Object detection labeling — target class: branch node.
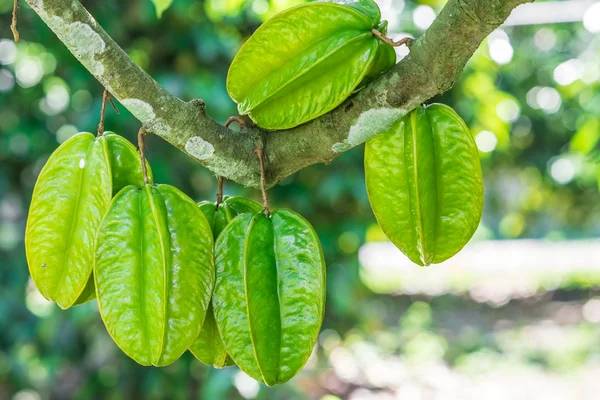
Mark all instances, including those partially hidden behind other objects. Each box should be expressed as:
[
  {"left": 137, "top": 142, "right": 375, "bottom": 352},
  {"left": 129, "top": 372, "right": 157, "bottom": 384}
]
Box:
[
  {"left": 190, "top": 98, "right": 206, "bottom": 113},
  {"left": 225, "top": 116, "right": 247, "bottom": 129}
]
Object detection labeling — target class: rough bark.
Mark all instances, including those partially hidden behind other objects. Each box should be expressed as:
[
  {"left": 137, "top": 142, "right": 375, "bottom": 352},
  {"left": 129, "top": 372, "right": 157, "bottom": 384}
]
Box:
[{"left": 24, "top": 0, "right": 533, "bottom": 188}]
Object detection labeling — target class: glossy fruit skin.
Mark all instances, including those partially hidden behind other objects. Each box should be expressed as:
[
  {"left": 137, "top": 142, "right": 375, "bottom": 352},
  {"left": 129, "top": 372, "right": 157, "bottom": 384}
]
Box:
[
  {"left": 226, "top": 0, "right": 395, "bottom": 130},
  {"left": 25, "top": 132, "right": 147, "bottom": 309},
  {"left": 94, "top": 184, "right": 214, "bottom": 366},
  {"left": 102, "top": 131, "right": 152, "bottom": 195},
  {"left": 190, "top": 196, "right": 261, "bottom": 368},
  {"left": 198, "top": 196, "right": 263, "bottom": 240},
  {"left": 78, "top": 132, "right": 153, "bottom": 304},
  {"left": 359, "top": 20, "right": 396, "bottom": 87},
  {"left": 189, "top": 306, "right": 232, "bottom": 369},
  {"left": 365, "top": 104, "right": 484, "bottom": 266},
  {"left": 213, "top": 210, "right": 326, "bottom": 385}
]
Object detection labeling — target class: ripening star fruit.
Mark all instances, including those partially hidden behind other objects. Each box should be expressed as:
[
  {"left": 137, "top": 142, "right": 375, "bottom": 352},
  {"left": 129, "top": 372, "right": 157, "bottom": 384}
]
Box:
[
  {"left": 94, "top": 183, "right": 214, "bottom": 366},
  {"left": 190, "top": 195, "right": 262, "bottom": 368},
  {"left": 213, "top": 210, "right": 326, "bottom": 385},
  {"left": 226, "top": 0, "right": 396, "bottom": 130},
  {"left": 198, "top": 196, "right": 263, "bottom": 240},
  {"left": 365, "top": 104, "right": 484, "bottom": 266},
  {"left": 25, "top": 132, "right": 150, "bottom": 309}
]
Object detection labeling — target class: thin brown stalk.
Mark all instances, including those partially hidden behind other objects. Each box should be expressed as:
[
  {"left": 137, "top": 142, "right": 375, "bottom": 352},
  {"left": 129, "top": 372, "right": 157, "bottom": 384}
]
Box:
[
  {"left": 97, "top": 89, "right": 119, "bottom": 136},
  {"left": 138, "top": 128, "right": 149, "bottom": 185},
  {"left": 255, "top": 146, "right": 270, "bottom": 217},
  {"left": 11, "top": 0, "right": 20, "bottom": 42},
  {"left": 371, "top": 29, "right": 411, "bottom": 47},
  {"left": 216, "top": 176, "right": 224, "bottom": 207}
]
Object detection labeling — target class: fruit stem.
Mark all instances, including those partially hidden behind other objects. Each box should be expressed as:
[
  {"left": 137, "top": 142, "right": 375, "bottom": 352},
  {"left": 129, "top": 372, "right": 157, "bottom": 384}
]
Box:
[
  {"left": 371, "top": 29, "right": 411, "bottom": 47},
  {"left": 97, "top": 89, "right": 119, "bottom": 136},
  {"left": 138, "top": 127, "right": 150, "bottom": 185},
  {"left": 11, "top": 0, "right": 19, "bottom": 42},
  {"left": 216, "top": 176, "right": 224, "bottom": 208},
  {"left": 255, "top": 145, "right": 270, "bottom": 217},
  {"left": 225, "top": 116, "right": 246, "bottom": 129}
]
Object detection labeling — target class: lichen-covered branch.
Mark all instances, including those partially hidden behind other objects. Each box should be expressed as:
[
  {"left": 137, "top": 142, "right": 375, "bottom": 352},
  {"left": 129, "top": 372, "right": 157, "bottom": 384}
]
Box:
[
  {"left": 24, "top": 0, "right": 532, "bottom": 188},
  {"left": 25, "top": 0, "right": 260, "bottom": 186}
]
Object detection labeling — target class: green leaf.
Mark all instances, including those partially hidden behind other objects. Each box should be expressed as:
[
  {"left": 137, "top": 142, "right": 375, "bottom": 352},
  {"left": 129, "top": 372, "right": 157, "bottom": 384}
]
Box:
[
  {"left": 570, "top": 119, "right": 600, "bottom": 155},
  {"left": 151, "top": 0, "right": 174, "bottom": 18},
  {"left": 205, "top": 0, "right": 246, "bottom": 20}
]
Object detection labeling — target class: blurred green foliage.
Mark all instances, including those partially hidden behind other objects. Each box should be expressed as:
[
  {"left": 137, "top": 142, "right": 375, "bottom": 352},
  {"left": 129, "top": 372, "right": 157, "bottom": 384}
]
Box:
[{"left": 0, "top": 0, "right": 599, "bottom": 399}]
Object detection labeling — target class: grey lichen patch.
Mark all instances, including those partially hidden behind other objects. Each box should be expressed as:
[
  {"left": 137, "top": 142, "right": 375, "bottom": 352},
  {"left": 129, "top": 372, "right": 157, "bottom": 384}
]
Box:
[
  {"left": 332, "top": 140, "right": 351, "bottom": 153},
  {"left": 121, "top": 99, "right": 155, "bottom": 122},
  {"left": 41, "top": 18, "right": 106, "bottom": 76},
  {"left": 348, "top": 108, "right": 406, "bottom": 145},
  {"left": 332, "top": 108, "right": 406, "bottom": 153},
  {"left": 386, "top": 71, "right": 401, "bottom": 87},
  {"left": 208, "top": 155, "right": 258, "bottom": 187},
  {"left": 185, "top": 136, "right": 215, "bottom": 161},
  {"left": 27, "top": 0, "right": 44, "bottom": 9},
  {"left": 29, "top": 2, "right": 105, "bottom": 75},
  {"left": 63, "top": 22, "right": 106, "bottom": 75},
  {"left": 120, "top": 100, "right": 173, "bottom": 139},
  {"left": 146, "top": 118, "right": 171, "bottom": 138}
]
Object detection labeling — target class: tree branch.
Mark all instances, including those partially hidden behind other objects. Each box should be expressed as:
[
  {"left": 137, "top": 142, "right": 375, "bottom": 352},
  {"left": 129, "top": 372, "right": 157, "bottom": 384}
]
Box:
[{"left": 24, "top": 0, "right": 532, "bottom": 188}]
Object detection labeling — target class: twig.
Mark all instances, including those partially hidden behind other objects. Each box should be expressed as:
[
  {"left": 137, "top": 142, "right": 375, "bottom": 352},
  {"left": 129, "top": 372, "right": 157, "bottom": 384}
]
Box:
[
  {"left": 255, "top": 145, "right": 269, "bottom": 217},
  {"left": 225, "top": 116, "right": 246, "bottom": 129},
  {"left": 138, "top": 127, "right": 149, "bottom": 185},
  {"left": 371, "top": 29, "right": 411, "bottom": 47},
  {"left": 216, "top": 176, "right": 224, "bottom": 207},
  {"left": 108, "top": 94, "right": 119, "bottom": 113},
  {"left": 11, "top": 0, "right": 20, "bottom": 42},
  {"left": 97, "top": 89, "right": 119, "bottom": 136}
]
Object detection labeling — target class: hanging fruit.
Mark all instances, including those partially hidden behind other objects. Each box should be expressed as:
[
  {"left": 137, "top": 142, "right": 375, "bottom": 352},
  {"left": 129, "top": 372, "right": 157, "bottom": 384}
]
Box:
[
  {"left": 198, "top": 195, "right": 263, "bottom": 239},
  {"left": 94, "top": 129, "right": 215, "bottom": 367},
  {"left": 212, "top": 210, "right": 326, "bottom": 385},
  {"left": 103, "top": 131, "right": 152, "bottom": 194},
  {"left": 364, "top": 104, "right": 484, "bottom": 266},
  {"left": 94, "top": 184, "right": 215, "bottom": 366},
  {"left": 25, "top": 131, "right": 148, "bottom": 309},
  {"left": 190, "top": 194, "right": 262, "bottom": 368},
  {"left": 226, "top": 0, "right": 397, "bottom": 130}
]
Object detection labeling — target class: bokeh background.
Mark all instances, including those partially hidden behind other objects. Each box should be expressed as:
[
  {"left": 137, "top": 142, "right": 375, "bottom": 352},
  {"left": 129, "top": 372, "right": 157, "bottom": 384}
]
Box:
[{"left": 1, "top": 0, "right": 600, "bottom": 399}]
